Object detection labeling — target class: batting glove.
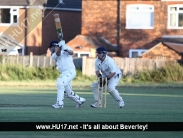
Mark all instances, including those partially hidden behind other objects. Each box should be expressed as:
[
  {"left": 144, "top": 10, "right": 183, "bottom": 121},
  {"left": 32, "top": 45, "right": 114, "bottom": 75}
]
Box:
[
  {"left": 99, "top": 77, "right": 109, "bottom": 87},
  {"left": 58, "top": 40, "right": 65, "bottom": 48}
]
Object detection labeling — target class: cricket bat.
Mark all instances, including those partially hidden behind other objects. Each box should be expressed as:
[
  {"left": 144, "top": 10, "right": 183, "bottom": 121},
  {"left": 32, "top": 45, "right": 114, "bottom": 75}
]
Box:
[{"left": 53, "top": 13, "right": 63, "bottom": 41}]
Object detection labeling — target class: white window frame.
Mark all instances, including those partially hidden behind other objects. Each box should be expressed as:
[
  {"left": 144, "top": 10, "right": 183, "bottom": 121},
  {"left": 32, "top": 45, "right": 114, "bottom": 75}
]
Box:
[
  {"left": 126, "top": 4, "right": 154, "bottom": 29},
  {"left": 129, "top": 49, "right": 147, "bottom": 58},
  {"left": 162, "top": 0, "right": 183, "bottom": 1},
  {"left": 162, "top": 35, "right": 183, "bottom": 38},
  {"left": 0, "top": 6, "right": 19, "bottom": 26},
  {"left": 74, "top": 52, "right": 90, "bottom": 58},
  {"left": 168, "top": 5, "right": 183, "bottom": 29}
]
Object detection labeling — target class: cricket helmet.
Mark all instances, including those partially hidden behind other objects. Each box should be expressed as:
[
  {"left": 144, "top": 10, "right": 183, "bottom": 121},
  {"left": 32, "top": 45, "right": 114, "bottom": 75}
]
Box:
[
  {"left": 96, "top": 47, "right": 107, "bottom": 54},
  {"left": 49, "top": 41, "right": 59, "bottom": 47}
]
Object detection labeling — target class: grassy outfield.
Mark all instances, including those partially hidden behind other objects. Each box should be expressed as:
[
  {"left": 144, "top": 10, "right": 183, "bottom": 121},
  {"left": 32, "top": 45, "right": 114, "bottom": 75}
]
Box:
[{"left": 0, "top": 86, "right": 183, "bottom": 138}]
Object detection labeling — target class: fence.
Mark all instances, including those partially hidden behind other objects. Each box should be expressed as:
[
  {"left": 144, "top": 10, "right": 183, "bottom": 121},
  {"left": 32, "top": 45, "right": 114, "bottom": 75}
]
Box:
[
  {"left": 1, "top": 53, "right": 82, "bottom": 68},
  {"left": 1, "top": 54, "right": 56, "bottom": 67},
  {"left": 82, "top": 57, "right": 173, "bottom": 76},
  {"left": 1, "top": 53, "right": 174, "bottom": 76}
]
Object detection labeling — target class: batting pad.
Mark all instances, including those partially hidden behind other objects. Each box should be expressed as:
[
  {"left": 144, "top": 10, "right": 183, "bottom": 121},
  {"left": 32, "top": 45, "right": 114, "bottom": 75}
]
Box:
[
  {"left": 65, "top": 83, "right": 82, "bottom": 104},
  {"left": 56, "top": 78, "right": 65, "bottom": 105}
]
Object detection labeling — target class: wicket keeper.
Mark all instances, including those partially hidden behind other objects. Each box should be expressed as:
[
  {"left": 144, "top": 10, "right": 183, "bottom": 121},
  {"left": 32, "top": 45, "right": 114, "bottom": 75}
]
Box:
[{"left": 91, "top": 47, "right": 125, "bottom": 108}]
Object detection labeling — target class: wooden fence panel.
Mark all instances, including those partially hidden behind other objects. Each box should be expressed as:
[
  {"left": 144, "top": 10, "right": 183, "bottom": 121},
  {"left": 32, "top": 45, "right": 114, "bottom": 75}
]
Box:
[
  {"left": 124, "top": 58, "right": 129, "bottom": 75},
  {"left": 134, "top": 58, "right": 142, "bottom": 74},
  {"left": 1, "top": 55, "right": 176, "bottom": 76},
  {"left": 82, "top": 57, "right": 95, "bottom": 76}
]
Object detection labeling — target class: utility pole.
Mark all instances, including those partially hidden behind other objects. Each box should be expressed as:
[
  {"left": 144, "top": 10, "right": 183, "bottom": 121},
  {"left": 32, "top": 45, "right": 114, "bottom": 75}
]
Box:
[{"left": 117, "top": 0, "right": 121, "bottom": 57}]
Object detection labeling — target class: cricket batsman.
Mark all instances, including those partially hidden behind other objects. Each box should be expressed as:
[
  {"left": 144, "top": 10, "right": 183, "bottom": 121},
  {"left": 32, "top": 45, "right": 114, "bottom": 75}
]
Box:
[
  {"left": 91, "top": 47, "right": 125, "bottom": 108},
  {"left": 49, "top": 40, "right": 86, "bottom": 108}
]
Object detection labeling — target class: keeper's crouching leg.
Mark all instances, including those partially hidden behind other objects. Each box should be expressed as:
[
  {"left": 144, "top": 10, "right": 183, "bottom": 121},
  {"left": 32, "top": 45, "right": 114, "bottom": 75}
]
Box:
[{"left": 107, "top": 85, "right": 125, "bottom": 107}]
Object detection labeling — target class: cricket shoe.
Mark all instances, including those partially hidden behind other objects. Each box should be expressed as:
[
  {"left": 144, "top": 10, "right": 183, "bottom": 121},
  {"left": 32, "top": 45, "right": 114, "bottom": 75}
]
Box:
[
  {"left": 90, "top": 102, "right": 98, "bottom": 108},
  {"left": 119, "top": 101, "right": 125, "bottom": 108},
  {"left": 52, "top": 102, "right": 64, "bottom": 109},
  {"left": 76, "top": 98, "right": 86, "bottom": 108}
]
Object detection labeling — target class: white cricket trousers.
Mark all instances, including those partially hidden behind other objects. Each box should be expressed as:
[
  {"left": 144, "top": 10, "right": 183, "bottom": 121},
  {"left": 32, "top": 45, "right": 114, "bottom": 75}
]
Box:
[
  {"left": 91, "top": 73, "right": 124, "bottom": 104},
  {"left": 56, "top": 69, "right": 76, "bottom": 105}
]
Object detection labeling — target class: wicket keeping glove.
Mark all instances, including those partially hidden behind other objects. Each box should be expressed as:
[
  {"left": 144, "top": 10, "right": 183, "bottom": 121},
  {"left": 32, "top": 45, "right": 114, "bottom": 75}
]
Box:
[
  {"left": 99, "top": 77, "right": 103, "bottom": 87},
  {"left": 97, "top": 73, "right": 102, "bottom": 78},
  {"left": 102, "top": 77, "right": 110, "bottom": 86},
  {"left": 97, "top": 73, "right": 103, "bottom": 87}
]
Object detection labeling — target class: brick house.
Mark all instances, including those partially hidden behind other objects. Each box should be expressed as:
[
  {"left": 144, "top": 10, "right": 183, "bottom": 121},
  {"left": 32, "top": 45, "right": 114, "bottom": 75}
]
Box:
[
  {"left": 0, "top": 0, "right": 81, "bottom": 55},
  {"left": 81, "top": 0, "right": 183, "bottom": 57},
  {"left": 141, "top": 42, "right": 183, "bottom": 60},
  {"left": 66, "top": 34, "right": 119, "bottom": 58}
]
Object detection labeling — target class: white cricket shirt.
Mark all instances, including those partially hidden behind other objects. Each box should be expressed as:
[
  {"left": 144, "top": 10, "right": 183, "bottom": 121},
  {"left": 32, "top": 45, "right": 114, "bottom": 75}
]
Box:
[
  {"left": 95, "top": 55, "right": 121, "bottom": 77},
  {"left": 52, "top": 46, "right": 75, "bottom": 73}
]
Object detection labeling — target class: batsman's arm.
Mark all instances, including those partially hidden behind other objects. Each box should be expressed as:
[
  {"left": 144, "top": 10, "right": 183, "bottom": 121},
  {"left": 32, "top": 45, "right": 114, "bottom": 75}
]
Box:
[
  {"left": 58, "top": 40, "right": 73, "bottom": 55},
  {"left": 55, "top": 46, "right": 61, "bottom": 56},
  {"left": 54, "top": 45, "right": 74, "bottom": 56},
  {"left": 65, "top": 49, "right": 73, "bottom": 55}
]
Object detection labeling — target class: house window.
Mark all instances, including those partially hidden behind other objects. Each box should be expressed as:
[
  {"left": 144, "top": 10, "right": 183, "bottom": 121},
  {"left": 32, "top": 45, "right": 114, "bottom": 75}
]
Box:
[
  {"left": 168, "top": 5, "right": 183, "bottom": 29},
  {"left": 126, "top": 4, "right": 154, "bottom": 29},
  {"left": 129, "top": 49, "right": 147, "bottom": 58},
  {"left": 80, "top": 54, "right": 89, "bottom": 57},
  {"left": 0, "top": 8, "right": 19, "bottom": 25},
  {"left": 73, "top": 52, "right": 90, "bottom": 58},
  {"left": 162, "top": 0, "right": 183, "bottom": 1}
]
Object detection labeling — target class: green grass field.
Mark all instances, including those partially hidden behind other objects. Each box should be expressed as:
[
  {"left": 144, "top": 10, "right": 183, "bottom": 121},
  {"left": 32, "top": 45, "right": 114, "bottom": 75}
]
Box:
[{"left": 0, "top": 86, "right": 183, "bottom": 138}]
